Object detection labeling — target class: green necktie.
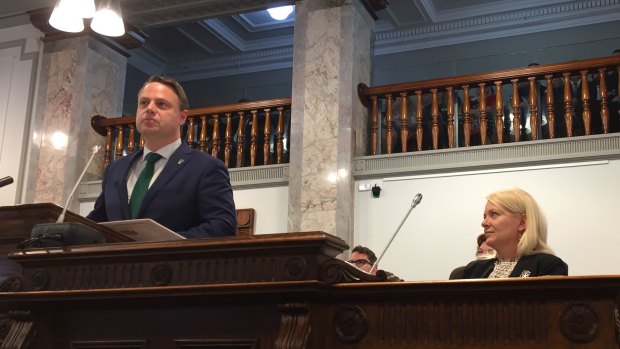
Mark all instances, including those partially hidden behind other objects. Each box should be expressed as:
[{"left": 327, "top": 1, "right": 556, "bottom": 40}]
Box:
[{"left": 129, "top": 152, "right": 163, "bottom": 218}]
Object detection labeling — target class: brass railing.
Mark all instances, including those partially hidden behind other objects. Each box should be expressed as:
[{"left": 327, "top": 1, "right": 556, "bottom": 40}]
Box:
[
  {"left": 358, "top": 55, "right": 620, "bottom": 155},
  {"left": 91, "top": 98, "right": 291, "bottom": 170}
]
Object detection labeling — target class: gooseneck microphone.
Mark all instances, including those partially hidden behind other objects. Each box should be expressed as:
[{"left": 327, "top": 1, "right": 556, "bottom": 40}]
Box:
[
  {"left": 20, "top": 145, "right": 106, "bottom": 249},
  {"left": 0, "top": 176, "right": 13, "bottom": 188},
  {"left": 57, "top": 145, "right": 102, "bottom": 223},
  {"left": 370, "top": 193, "right": 423, "bottom": 274}
]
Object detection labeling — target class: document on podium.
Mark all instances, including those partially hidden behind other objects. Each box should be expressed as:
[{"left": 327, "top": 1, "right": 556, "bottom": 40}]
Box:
[{"left": 100, "top": 219, "right": 186, "bottom": 242}]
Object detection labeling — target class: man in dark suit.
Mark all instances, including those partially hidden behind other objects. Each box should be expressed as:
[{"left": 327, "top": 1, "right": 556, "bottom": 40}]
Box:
[{"left": 87, "top": 76, "right": 237, "bottom": 238}]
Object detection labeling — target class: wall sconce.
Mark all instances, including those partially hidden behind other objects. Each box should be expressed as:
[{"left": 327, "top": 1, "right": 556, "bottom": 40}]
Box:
[{"left": 371, "top": 184, "right": 382, "bottom": 198}]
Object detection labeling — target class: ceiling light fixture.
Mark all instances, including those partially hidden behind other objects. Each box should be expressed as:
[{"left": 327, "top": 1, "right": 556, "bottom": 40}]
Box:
[
  {"left": 49, "top": 0, "right": 96, "bottom": 33},
  {"left": 267, "top": 5, "right": 294, "bottom": 21},
  {"left": 90, "top": 0, "right": 126, "bottom": 37}
]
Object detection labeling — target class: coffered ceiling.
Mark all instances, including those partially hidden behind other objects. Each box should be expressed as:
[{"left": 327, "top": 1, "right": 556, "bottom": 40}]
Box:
[{"left": 2, "top": 0, "right": 619, "bottom": 80}]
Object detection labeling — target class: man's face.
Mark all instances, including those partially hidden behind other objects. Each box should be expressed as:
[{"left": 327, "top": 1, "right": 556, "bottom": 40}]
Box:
[
  {"left": 136, "top": 82, "right": 187, "bottom": 146},
  {"left": 476, "top": 240, "right": 496, "bottom": 260},
  {"left": 349, "top": 251, "right": 374, "bottom": 274}
]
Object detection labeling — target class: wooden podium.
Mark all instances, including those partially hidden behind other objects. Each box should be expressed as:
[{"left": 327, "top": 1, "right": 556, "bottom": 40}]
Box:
[{"left": 0, "top": 216, "right": 618, "bottom": 348}]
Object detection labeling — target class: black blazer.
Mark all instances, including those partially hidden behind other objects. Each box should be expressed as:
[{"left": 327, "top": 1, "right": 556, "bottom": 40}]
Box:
[{"left": 461, "top": 253, "right": 568, "bottom": 279}]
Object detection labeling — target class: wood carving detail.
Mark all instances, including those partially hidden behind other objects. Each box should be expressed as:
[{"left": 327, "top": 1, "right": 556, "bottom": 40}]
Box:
[
  {"left": 150, "top": 264, "right": 173, "bottom": 286},
  {"left": 0, "top": 311, "right": 34, "bottom": 349},
  {"left": 559, "top": 303, "right": 600, "bottom": 344},
  {"left": 284, "top": 256, "right": 307, "bottom": 280},
  {"left": 31, "top": 269, "right": 50, "bottom": 291},
  {"left": 333, "top": 305, "right": 368, "bottom": 344},
  {"left": 0, "top": 277, "right": 23, "bottom": 292},
  {"left": 319, "top": 259, "right": 387, "bottom": 285},
  {"left": 275, "top": 303, "right": 310, "bottom": 349}
]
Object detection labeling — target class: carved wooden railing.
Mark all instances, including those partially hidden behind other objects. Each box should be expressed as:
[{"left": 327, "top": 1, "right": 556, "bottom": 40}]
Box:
[
  {"left": 91, "top": 98, "right": 291, "bottom": 170},
  {"left": 358, "top": 55, "right": 620, "bottom": 155}
]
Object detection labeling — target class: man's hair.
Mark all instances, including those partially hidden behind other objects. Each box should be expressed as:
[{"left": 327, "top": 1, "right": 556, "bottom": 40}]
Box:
[
  {"left": 139, "top": 76, "right": 189, "bottom": 110},
  {"left": 476, "top": 233, "right": 486, "bottom": 247},
  {"left": 351, "top": 245, "right": 377, "bottom": 265}
]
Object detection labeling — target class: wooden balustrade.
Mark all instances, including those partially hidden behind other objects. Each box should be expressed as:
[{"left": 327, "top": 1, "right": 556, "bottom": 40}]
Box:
[
  {"left": 358, "top": 55, "right": 620, "bottom": 155},
  {"left": 91, "top": 98, "right": 291, "bottom": 170}
]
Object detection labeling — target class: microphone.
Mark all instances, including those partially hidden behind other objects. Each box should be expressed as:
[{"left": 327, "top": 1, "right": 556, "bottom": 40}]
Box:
[
  {"left": 23, "top": 145, "right": 106, "bottom": 249},
  {"left": 369, "top": 193, "right": 423, "bottom": 274},
  {"left": 0, "top": 176, "right": 13, "bottom": 188}
]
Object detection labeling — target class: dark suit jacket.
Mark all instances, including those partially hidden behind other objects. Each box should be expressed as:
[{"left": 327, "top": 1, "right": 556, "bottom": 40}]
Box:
[
  {"left": 461, "top": 253, "right": 568, "bottom": 279},
  {"left": 87, "top": 143, "right": 237, "bottom": 238}
]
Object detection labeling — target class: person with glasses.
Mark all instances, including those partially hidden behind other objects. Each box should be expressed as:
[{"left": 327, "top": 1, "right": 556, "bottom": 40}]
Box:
[{"left": 348, "top": 245, "right": 402, "bottom": 281}]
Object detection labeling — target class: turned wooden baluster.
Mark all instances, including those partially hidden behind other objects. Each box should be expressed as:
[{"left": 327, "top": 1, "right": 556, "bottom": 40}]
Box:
[
  {"left": 528, "top": 77, "right": 539, "bottom": 140},
  {"left": 511, "top": 79, "right": 521, "bottom": 142},
  {"left": 276, "top": 107, "right": 284, "bottom": 164},
  {"left": 250, "top": 110, "right": 258, "bottom": 166},
  {"left": 399, "top": 91, "right": 408, "bottom": 152},
  {"left": 598, "top": 68, "right": 610, "bottom": 134},
  {"left": 446, "top": 87, "right": 455, "bottom": 148},
  {"left": 139, "top": 135, "right": 145, "bottom": 151},
  {"left": 462, "top": 85, "right": 471, "bottom": 146},
  {"left": 494, "top": 81, "right": 504, "bottom": 144},
  {"left": 104, "top": 127, "right": 112, "bottom": 168},
  {"left": 545, "top": 75, "right": 556, "bottom": 139},
  {"left": 210, "top": 115, "right": 219, "bottom": 157},
  {"left": 385, "top": 94, "right": 394, "bottom": 154},
  {"left": 431, "top": 89, "right": 439, "bottom": 150},
  {"left": 186, "top": 117, "right": 195, "bottom": 147},
  {"left": 115, "top": 126, "right": 124, "bottom": 159},
  {"left": 562, "top": 72, "right": 573, "bottom": 137},
  {"left": 127, "top": 125, "right": 135, "bottom": 154},
  {"left": 415, "top": 90, "right": 423, "bottom": 151},
  {"left": 478, "top": 83, "right": 488, "bottom": 145},
  {"left": 224, "top": 113, "right": 232, "bottom": 167},
  {"left": 580, "top": 71, "right": 591, "bottom": 135},
  {"left": 263, "top": 108, "right": 271, "bottom": 165},
  {"left": 199, "top": 114, "right": 208, "bottom": 152},
  {"left": 237, "top": 111, "right": 246, "bottom": 168},
  {"left": 370, "top": 96, "right": 378, "bottom": 155}
]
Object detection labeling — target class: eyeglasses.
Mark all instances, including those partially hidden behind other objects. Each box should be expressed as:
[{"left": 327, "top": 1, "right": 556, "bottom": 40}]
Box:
[{"left": 348, "top": 259, "right": 371, "bottom": 268}]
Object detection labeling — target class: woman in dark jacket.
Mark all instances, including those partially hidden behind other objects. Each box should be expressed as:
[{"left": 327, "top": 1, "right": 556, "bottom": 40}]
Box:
[{"left": 462, "top": 188, "right": 568, "bottom": 279}]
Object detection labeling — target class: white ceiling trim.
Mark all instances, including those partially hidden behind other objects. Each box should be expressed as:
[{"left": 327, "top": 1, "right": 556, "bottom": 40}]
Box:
[
  {"left": 375, "top": 12, "right": 620, "bottom": 55},
  {"left": 376, "top": 0, "right": 619, "bottom": 44},
  {"left": 202, "top": 18, "right": 294, "bottom": 52},
  {"left": 235, "top": 13, "right": 295, "bottom": 32}
]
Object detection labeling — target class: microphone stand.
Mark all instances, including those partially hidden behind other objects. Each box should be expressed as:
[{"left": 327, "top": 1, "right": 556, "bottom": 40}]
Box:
[
  {"left": 57, "top": 145, "right": 101, "bottom": 223},
  {"left": 370, "top": 193, "right": 423, "bottom": 274}
]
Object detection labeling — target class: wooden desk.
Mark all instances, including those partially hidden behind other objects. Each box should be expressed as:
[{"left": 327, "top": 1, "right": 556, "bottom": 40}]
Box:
[{"left": 0, "top": 232, "right": 618, "bottom": 349}]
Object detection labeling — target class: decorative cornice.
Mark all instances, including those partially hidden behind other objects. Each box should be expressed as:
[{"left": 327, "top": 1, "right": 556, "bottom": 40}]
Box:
[{"left": 374, "top": 0, "right": 620, "bottom": 54}]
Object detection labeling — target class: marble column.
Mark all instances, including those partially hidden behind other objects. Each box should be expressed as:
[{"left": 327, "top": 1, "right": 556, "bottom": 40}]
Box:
[
  {"left": 288, "top": 0, "right": 373, "bottom": 245},
  {"left": 24, "top": 35, "right": 126, "bottom": 213}
]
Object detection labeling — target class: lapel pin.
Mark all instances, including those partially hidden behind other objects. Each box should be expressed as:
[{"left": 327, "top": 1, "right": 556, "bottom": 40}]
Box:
[{"left": 178, "top": 159, "right": 185, "bottom": 165}]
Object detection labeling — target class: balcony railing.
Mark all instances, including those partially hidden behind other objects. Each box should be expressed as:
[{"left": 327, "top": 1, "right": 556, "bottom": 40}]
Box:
[
  {"left": 92, "top": 56, "right": 620, "bottom": 179},
  {"left": 91, "top": 98, "right": 291, "bottom": 171},
  {"left": 357, "top": 55, "right": 620, "bottom": 156}
]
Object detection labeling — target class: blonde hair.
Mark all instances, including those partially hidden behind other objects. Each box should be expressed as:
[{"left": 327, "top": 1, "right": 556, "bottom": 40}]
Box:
[{"left": 486, "top": 188, "right": 554, "bottom": 257}]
